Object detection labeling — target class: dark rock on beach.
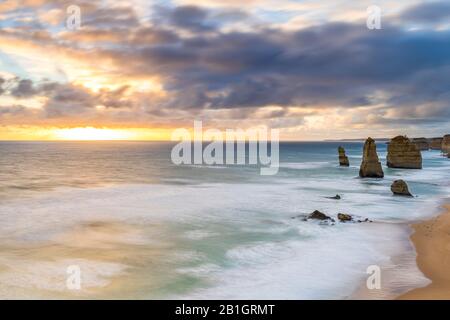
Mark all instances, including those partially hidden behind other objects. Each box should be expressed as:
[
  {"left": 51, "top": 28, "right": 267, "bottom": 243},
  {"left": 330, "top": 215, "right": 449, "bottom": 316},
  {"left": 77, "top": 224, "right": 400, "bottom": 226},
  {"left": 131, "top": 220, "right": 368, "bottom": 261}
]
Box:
[{"left": 326, "top": 194, "right": 341, "bottom": 200}]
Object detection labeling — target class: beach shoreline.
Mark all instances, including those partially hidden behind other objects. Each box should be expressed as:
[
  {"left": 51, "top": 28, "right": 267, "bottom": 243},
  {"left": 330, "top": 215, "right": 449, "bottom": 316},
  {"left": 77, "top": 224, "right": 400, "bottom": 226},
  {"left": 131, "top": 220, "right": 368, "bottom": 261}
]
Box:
[{"left": 398, "top": 204, "right": 450, "bottom": 299}]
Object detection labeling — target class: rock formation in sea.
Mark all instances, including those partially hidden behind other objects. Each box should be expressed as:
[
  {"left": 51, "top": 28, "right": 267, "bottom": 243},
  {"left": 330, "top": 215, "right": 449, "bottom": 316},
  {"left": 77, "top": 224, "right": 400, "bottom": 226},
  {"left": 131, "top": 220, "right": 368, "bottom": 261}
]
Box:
[
  {"left": 442, "top": 135, "right": 450, "bottom": 154},
  {"left": 387, "top": 136, "right": 422, "bottom": 169},
  {"left": 412, "top": 137, "right": 429, "bottom": 151},
  {"left": 391, "top": 180, "right": 413, "bottom": 197},
  {"left": 307, "top": 210, "right": 333, "bottom": 221},
  {"left": 338, "top": 146, "right": 349, "bottom": 166},
  {"left": 359, "top": 138, "right": 384, "bottom": 178},
  {"left": 429, "top": 137, "right": 443, "bottom": 150}
]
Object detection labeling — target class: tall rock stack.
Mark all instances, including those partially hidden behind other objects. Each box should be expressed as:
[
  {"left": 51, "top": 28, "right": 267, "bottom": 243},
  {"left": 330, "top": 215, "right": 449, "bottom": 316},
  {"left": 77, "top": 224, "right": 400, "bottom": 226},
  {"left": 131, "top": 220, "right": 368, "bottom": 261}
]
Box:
[
  {"left": 359, "top": 138, "right": 384, "bottom": 178},
  {"left": 387, "top": 136, "right": 422, "bottom": 169},
  {"left": 442, "top": 135, "right": 450, "bottom": 155},
  {"left": 338, "top": 146, "right": 349, "bottom": 166},
  {"left": 430, "top": 137, "right": 443, "bottom": 150},
  {"left": 412, "top": 137, "right": 429, "bottom": 151}
]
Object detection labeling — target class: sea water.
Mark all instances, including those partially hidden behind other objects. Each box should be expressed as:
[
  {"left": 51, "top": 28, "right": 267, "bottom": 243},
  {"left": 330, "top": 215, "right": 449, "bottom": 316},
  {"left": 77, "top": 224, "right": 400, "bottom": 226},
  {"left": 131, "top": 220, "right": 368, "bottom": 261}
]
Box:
[{"left": 0, "top": 141, "right": 449, "bottom": 299}]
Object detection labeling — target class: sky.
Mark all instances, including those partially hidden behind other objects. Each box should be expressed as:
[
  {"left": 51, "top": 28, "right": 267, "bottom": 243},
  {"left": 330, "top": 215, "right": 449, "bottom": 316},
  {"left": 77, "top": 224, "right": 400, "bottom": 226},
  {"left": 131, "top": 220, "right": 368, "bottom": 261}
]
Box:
[{"left": 0, "top": 0, "right": 449, "bottom": 140}]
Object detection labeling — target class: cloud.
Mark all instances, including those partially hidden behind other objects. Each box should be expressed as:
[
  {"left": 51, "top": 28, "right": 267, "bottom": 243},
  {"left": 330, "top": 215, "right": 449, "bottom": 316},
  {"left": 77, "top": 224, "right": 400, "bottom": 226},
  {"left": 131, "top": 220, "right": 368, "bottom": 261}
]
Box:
[
  {"left": 0, "top": 77, "right": 5, "bottom": 94},
  {"left": 399, "top": 1, "right": 450, "bottom": 24},
  {"left": 11, "top": 79, "right": 37, "bottom": 97},
  {"left": 1, "top": 1, "right": 450, "bottom": 136}
]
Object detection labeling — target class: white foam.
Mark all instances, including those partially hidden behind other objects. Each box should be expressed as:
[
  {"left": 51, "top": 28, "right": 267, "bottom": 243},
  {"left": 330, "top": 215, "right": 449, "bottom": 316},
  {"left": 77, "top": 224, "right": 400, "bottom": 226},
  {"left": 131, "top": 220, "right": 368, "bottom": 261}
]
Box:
[
  {"left": 176, "top": 223, "right": 427, "bottom": 299},
  {"left": 280, "top": 162, "right": 331, "bottom": 170},
  {"left": 0, "top": 257, "right": 127, "bottom": 298},
  {"left": 0, "top": 153, "right": 449, "bottom": 299}
]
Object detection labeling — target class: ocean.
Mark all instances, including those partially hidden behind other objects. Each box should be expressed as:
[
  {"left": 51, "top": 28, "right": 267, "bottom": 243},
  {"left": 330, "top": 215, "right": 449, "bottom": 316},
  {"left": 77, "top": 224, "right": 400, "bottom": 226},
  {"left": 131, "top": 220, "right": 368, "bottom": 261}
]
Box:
[{"left": 0, "top": 141, "right": 449, "bottom": 299}]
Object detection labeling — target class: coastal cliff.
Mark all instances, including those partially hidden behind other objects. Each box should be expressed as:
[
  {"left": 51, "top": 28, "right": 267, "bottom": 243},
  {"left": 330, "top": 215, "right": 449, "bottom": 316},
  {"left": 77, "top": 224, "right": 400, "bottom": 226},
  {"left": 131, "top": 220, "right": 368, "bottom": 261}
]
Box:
[
  {"left": 430, "top": 137, "right": 443, "bottom": 150},
  {"left": 412, "top": 138, "right": 429, "bottom": 151},
  {"left": 387, "top": 136, "right": 422, "bottom": 169},
  {"left": 442, "top": 135, "right": 450, "bottom": 154}
]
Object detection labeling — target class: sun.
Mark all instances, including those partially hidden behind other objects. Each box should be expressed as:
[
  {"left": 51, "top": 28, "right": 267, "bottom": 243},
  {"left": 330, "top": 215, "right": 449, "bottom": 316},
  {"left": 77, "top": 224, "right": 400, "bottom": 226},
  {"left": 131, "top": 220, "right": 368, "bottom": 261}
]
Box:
[{"left": 52, "top": 127, "right": 135, "bottom": 141}]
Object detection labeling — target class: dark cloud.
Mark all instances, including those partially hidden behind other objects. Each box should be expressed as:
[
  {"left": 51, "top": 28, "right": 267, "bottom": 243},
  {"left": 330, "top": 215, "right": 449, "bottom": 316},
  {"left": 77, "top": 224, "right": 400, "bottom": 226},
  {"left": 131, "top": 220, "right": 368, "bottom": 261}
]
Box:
[
  {"left": 153, "top": 5, "right": 248, "bottom": 33},
  {"left": 117, "top": 21, "right": 450, "bottom": 122},
  {"left": 2, "top": 2, "right": 450, "bottom": 130},
  {"left": 0, "top": 77, "right": 4, "bottom": 95},
  {"left": 399, "top": 1, "right": 450, "bottom": 24},
  {"left": 11, "top": 79, "right": 36, "bottom": 97},
  {"left": 82, "top": 6, "right": 140, "bottom": 29},
  {"left": 169, "top": 5, "right": 214, "bottom": 32}
]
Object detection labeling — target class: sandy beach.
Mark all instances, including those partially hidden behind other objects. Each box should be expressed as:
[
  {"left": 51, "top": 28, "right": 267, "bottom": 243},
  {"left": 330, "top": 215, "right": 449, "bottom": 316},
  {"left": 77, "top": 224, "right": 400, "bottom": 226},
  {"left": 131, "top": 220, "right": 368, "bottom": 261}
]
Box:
[{"left": 399, "top": 204, "right": 450, "bottom": 299}]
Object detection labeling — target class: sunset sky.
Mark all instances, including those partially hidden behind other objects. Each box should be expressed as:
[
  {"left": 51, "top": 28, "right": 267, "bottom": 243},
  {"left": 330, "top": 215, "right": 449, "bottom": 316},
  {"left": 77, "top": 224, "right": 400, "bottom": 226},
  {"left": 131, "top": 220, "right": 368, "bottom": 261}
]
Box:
[{"left": 0, "top": 0, "right": 449, "bottom": 140}]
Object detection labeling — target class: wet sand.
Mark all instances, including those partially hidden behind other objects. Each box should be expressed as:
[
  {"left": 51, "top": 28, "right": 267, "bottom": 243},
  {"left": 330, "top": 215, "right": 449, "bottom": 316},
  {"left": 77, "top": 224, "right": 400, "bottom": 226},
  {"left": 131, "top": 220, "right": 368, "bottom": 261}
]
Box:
[{"left": 398, "top": 204, "right": 450, "bottom": 299}]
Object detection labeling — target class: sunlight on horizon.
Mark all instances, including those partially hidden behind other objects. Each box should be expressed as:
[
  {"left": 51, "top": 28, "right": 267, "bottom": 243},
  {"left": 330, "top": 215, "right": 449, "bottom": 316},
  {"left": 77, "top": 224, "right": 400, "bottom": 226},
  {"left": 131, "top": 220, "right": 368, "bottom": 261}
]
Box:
[
  {"left": 0, "top": 126, "right": 174, "bottom": 141},
  {"left": 53, "top": 127, "right": 137, "bottom": 141}
]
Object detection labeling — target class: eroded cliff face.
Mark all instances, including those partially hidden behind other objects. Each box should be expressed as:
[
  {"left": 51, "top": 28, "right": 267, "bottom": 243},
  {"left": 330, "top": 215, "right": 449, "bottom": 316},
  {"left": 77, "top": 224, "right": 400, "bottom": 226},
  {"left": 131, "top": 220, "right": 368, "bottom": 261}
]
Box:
[
  {"left": 442, "top": 135, "right": 450, "bottom": 154},
  {"left": 430, "top": 137, "right": 443, "bottom": 150},
  {"left": 359, "top": 138, "right": 384, "bottom": 178},
  {"left": 412, "top": 137, "right": 429, "bottom": 151},
  {"left": 387, "top": 136, "right": 422, "bottom": 169},
  {"left": 338, "top": 146, "right": 349, "bottom": 166}
]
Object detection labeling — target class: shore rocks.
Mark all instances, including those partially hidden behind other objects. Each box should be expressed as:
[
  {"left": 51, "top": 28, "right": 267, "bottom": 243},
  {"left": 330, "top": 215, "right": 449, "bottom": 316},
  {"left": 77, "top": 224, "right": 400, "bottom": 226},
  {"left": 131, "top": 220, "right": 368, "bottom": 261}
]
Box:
[
  {"left": 337, "top": 213, "right": 352, "bottom": 222},
  {"left": 430, "top": 137, "right": 443, "bottom": 150},
  {"left": 359, "top": 138, "right": 384, "bottom": 178},
  {"left": 307, "top": 210, "right": 333, "bottom": 221},
  {"left": 338, "top": 146, "right": 349, "bottom": 166},
  {"left": 387, "top": 136, "right": 422, "bottom": 169},
  {"left": 412, "top": 137, "right": 429, "bottom": 151},
  {"left": 442, "top": 135, "right": 450, "bottom": 154},
  {"left": 391, "top": 179, "right": 413, "bottom": 197}
]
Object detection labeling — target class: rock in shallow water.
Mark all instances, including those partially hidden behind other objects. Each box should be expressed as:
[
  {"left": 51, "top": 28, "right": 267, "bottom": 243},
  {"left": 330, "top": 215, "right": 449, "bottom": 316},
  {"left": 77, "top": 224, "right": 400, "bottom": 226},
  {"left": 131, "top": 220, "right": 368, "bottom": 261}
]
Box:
[
  {"left": 359, "top": 137, "right": 384, "bottom": 178},
  {"left": 387, "top": 135, "right": 422, "bottom": 169},
  {"left": 337, "top": 213, "right": 352, "bottom": 222},
  {"left": 338, "top": 146, "right": 349, "bottom": 167},
  {"left": 391, "top": 179, "right": 413, "bottom": 197},
  {"left": 307, "top": 210, "right": 333, "bottom": 221}
]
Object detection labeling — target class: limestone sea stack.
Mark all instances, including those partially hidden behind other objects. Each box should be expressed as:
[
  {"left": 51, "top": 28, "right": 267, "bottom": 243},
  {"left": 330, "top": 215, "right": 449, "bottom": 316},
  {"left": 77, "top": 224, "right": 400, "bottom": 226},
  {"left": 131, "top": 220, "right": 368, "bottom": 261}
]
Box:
[
  {"left": 359, "top": 138, "right": 384, "bottom": 178},
  {"left": 430, "top": 137, "right": 443, "bottom": 150},
  {"left": 391, "top": 180, "right": 413, "bottom": 197},
  {"left": 338, "top": 146, "right": 349, "bottom": 166},
  {"left": 412, "top": 137, "right": 429, "bottom": 151},
  {"left": 387, "top": 136, "right": 422, "bottom": 169},
  {"left": 442, "top": 135, "right": 450, "bottom": 154}
]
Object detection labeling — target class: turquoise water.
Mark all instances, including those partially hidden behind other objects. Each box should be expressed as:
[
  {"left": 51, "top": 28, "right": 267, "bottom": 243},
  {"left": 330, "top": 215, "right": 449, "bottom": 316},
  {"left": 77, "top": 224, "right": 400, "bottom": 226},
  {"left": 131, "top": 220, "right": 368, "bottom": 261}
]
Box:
[{"left": 0, "top": 141, "right": 449, "bottom": 299}]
